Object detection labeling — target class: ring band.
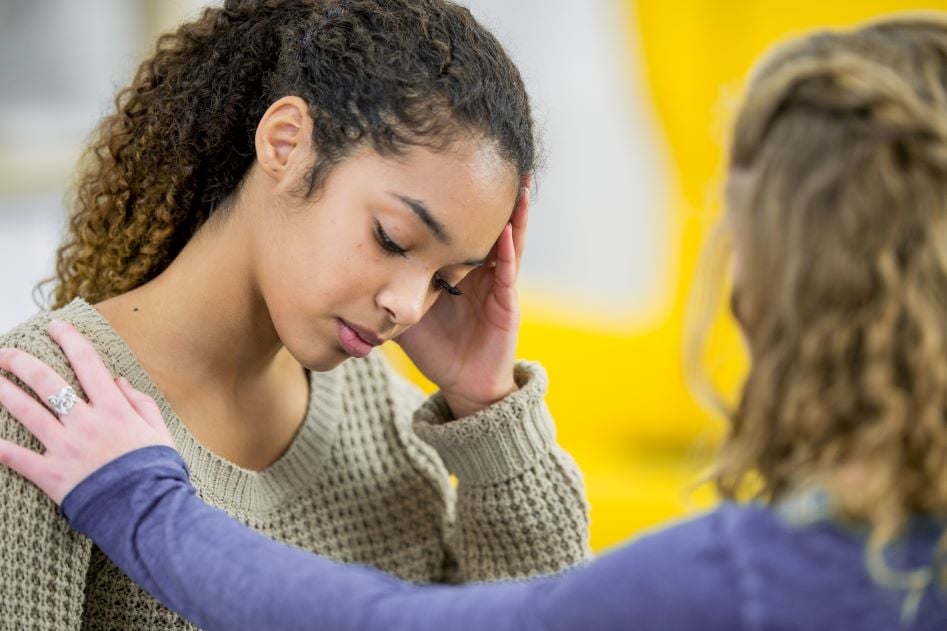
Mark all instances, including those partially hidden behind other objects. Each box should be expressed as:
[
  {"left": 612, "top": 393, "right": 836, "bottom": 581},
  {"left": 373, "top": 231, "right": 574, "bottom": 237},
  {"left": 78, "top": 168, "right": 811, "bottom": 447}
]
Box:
[{"left": 47, "top": 385, "right": 78, "bottom": 418}]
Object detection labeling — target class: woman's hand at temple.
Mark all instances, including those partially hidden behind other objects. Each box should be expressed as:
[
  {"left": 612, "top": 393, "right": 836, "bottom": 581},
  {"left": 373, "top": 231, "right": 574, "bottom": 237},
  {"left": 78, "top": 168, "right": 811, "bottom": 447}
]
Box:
[
  {"left": 396, "top": 180, "right": 530, "bottom": 419},
  {"left": 0, "top": 319, "right": 174, "bottom": 504}
]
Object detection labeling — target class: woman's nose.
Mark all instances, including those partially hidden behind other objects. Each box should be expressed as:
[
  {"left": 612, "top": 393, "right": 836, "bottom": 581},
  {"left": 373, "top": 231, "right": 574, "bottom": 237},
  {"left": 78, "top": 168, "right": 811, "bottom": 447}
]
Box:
[{"left": 376, "top": 273, "right": 432, "bottom": 327}]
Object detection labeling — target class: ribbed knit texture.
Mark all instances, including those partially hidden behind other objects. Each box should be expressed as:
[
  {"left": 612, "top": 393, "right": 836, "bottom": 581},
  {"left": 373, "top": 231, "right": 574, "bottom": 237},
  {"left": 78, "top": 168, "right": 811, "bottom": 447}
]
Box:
[{"left": 0, "top": 299, "right": 590, "bottom": 630}]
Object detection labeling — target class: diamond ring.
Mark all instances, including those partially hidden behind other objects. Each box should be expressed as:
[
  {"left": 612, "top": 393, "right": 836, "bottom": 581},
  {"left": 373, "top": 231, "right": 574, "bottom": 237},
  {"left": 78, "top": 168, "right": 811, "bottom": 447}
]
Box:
[{"left": 47, "top": 385, "right": 78, "bottom": 419}]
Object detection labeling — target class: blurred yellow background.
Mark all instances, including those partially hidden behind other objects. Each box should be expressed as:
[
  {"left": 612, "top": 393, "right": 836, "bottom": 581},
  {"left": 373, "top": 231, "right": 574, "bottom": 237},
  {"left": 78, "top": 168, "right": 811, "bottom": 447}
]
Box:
[{"left": 2, "top": 0, "right": 946, "bottom": 553}]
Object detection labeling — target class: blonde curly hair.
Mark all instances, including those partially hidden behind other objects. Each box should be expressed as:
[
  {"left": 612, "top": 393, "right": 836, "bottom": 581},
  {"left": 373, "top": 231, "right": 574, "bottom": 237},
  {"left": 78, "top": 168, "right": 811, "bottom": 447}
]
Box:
[{"left": 701, "top": 15, "right": 947, "bottom": 588}]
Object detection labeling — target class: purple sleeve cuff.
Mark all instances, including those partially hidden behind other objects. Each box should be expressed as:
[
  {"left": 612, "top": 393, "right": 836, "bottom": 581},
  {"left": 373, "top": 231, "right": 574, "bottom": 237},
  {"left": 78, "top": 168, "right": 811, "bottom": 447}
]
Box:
[{"left": 60, "top": 445, "right": 188, "bottom": 529}]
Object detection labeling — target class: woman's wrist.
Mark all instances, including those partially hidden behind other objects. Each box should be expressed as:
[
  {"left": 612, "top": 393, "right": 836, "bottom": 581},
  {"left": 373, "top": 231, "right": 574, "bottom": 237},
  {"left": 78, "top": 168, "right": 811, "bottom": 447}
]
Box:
[
  {"left": 413, "top": 362, "right": 555, "bottom": 484},
  {"left": 61, "top": 445, "right": 186, "bottom": 529},
  {"left": 442, "top": 376, "right": 518, "bottom": 420}
]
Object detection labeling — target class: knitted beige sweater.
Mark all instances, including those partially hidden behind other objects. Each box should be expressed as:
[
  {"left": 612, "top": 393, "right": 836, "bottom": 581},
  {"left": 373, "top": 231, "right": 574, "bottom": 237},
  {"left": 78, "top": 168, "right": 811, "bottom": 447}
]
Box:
[{"left": 0, "top": 299, "right": 590, "bottom": 630}]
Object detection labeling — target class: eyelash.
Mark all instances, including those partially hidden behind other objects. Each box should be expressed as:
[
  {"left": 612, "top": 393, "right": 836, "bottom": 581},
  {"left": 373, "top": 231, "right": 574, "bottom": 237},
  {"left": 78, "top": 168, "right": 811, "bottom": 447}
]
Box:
[
  {"left": 374, "top": 221, "right": 407, "bottom": 258},
  {"left": 373, "top": 221, "right": 463, "bottom": 296},
  {"left": 433, "top": 274, "right": 463, "bottom": 296}
]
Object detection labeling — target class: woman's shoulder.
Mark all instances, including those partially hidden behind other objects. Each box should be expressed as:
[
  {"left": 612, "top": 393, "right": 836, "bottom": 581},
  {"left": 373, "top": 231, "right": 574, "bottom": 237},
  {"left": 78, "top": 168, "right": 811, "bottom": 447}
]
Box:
[
  {"left": 1, "top": 307, "right": 62, "bottom": 360},
  {"left": 0, "top": 303, "right": 90, "bottom": 450},
  {"left": 610, "top": 503, "right": 790, "bottom": 572},
  {"left": 0, "top": 298, "right": 120, "bottom": 391}
]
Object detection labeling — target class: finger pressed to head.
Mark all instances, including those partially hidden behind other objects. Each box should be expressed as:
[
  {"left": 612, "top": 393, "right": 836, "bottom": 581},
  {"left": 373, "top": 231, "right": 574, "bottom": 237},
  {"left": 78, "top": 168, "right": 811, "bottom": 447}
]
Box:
[{"left": 511, "top": 187, "right": 529, "bottom": 273}]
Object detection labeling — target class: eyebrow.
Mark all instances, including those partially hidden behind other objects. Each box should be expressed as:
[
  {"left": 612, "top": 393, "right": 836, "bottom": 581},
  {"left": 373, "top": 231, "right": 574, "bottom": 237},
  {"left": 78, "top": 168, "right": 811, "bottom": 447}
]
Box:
[
  {"left": 388, "top": 193, "right": 450, "bottom": 244},
  {"left": 387, "top": 192, "right": 488, "bottom": 267}
]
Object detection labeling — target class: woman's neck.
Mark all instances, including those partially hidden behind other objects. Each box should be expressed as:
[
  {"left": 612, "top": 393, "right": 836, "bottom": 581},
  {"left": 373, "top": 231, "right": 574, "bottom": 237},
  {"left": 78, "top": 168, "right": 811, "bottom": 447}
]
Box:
[
  {"left": 97, "top": 211, "right": 289, "bottom": 388},
  {"left": 93, "top": 210, "right": 311, "bottom": 470}
]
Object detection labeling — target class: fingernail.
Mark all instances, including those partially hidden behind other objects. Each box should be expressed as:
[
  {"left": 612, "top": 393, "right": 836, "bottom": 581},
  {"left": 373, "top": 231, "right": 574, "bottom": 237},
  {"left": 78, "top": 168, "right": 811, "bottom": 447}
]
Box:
[{"left": 47, "top": 319, "right": 64, "bottom": 331}]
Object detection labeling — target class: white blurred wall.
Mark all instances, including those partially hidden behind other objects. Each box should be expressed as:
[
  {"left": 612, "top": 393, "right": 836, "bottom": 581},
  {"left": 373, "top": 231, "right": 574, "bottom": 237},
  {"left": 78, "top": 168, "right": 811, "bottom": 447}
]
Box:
[
  {"left": 0, "top": 0, "right": 205, "bottom": 331},
  {"left": 464, "top": 0, "right": 670, "bottom": 318}
]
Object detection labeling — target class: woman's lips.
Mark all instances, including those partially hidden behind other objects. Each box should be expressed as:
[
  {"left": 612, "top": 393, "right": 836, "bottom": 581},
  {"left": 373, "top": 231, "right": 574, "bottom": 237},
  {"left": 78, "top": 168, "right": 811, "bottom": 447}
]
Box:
[{"left": 336, "top": 319, "right": 378, "bottom": 358}]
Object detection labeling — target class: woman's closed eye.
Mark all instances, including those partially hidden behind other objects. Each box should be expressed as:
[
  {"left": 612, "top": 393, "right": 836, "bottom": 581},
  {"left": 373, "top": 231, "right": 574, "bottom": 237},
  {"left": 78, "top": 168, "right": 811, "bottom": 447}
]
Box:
[
  {"left": 375, "top": 221, "right": 463, "bottom": 297},
  {"left": 374, "top": 221, "right": 407, "bottom": 258}
]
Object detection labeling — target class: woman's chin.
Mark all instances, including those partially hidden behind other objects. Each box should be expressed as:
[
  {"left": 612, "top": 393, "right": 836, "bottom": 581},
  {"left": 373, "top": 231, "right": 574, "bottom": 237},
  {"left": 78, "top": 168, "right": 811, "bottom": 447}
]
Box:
[{"left": 284, "top": 343, "right": 351, "bottom": 373}]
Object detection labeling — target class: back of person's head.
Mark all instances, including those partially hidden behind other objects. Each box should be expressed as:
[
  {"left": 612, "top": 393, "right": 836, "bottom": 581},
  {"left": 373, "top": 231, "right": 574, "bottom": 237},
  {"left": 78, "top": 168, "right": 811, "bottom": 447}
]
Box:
[
  {"left": 713, "top": 13, "right": 947, "bottom": 580},
  {"left": 52, "top": 0, "right": 534, "bottom": 307}
]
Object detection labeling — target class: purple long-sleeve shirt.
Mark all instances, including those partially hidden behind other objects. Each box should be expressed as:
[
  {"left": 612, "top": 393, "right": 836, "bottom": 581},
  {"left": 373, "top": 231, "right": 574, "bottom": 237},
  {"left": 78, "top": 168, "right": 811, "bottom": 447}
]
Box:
[{"left": 60, "top": 446, "right": 947, "bottom": 630}]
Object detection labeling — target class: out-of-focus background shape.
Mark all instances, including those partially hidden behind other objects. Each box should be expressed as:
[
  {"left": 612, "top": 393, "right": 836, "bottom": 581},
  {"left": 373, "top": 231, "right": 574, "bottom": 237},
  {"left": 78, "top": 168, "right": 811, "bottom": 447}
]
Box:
[{"left": 2, "top": 0, "right": 943, "bottom": 551}]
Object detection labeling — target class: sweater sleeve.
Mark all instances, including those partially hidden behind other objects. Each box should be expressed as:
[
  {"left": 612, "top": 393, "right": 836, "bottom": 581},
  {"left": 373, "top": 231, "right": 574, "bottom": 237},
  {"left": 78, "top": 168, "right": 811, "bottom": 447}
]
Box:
[
  {"left": 410, "top": 362, "right": 591, "bottom": 580},
  {"left": 61, "top": 446, "right": 743, "bottom": 631},
  {"left": 0, "top": 330, "right": 92, "bottom": 630}
]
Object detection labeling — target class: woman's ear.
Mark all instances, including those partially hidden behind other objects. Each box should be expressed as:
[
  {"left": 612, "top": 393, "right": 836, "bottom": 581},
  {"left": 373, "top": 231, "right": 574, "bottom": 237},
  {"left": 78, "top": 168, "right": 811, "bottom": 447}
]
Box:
[{"left": 255, "top": 96, "right": 313, "bottom": 183}]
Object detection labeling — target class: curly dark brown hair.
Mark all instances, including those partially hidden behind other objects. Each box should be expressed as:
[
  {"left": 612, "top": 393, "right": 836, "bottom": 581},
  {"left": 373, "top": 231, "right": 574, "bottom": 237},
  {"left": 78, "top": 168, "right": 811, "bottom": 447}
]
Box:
[
  {"left": 692, "top": 14, "right": 947, "bottom": 589},
  {"left": 48, "top": 0, "right": 535, "bottom": 307}
]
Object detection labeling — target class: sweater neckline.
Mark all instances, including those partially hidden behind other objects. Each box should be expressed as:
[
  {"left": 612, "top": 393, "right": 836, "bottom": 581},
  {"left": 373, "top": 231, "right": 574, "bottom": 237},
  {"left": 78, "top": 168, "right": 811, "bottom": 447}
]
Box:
[{"left": 58, "top": 298, "right": 345, "bottom": 515}]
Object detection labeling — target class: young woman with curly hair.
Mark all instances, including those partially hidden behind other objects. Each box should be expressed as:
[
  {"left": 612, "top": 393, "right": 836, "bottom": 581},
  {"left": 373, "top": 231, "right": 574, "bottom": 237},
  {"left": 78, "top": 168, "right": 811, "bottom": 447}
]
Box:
[
  {"left": 0, "top": 1, "right": 592, "bottom": 629},
  {"left": 6, "top": 8, "right": 947, "bottom": 631}
]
